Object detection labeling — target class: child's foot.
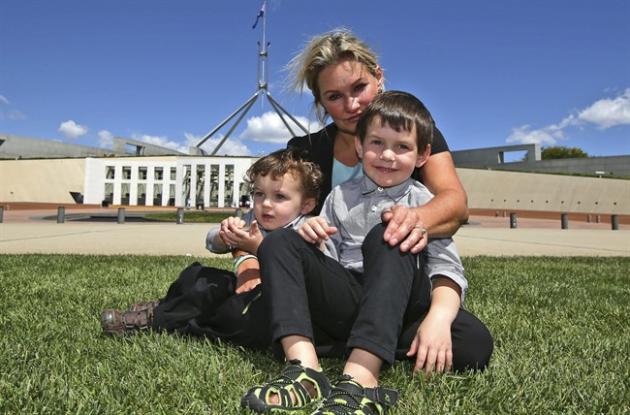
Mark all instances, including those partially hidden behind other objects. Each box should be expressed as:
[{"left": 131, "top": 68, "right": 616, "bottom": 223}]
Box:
[
  {"left": 241, "top": 359, "right": 331, "bottom": 413},
  {"left": 310, "top": 375, "right": 398, "bottom": 415},
  {"left": 101, "top": 307, "right": 155, "bottom": 336},
  {"left": 127, "top": 300, "right": 159, "bottom": 313}
]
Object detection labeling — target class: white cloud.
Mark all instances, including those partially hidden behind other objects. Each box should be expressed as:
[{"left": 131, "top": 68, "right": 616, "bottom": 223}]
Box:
[
  {"left": 506, "top": 114, "right": 578, "bottom": 146},
  {"left": 127, "top": 132, "right": 251, "bottom": 156},
  {"left": 58, "top": 120, "right": 88, "bottom": 139},
  {"left": 506, "top": 125, "right": 562, "bottom": 146},
  {"left": 239, "top": 111, "right": 321, "bottom": 143},
  {"left": 577, "top": 88, "right": 630, "bottom": 128},
  {"left": 98, "top": 130, "right": 114, "bottom": 148},
  {"left": 0, "top": 95, "right": 9, "bottom": 105},
  {"left": 184, "top": 132, "right": 251, "bottom": 156},
  {"left": 132, "top": 134, "right": 188, "bottom": 153},
  {"left": 506, "top": 89, "right": 630, "bottom": 146}
]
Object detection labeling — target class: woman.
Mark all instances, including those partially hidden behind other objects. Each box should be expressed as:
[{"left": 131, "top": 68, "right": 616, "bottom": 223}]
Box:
[{"left": 286, "top": 29, "right": 469, "bottom": 253}]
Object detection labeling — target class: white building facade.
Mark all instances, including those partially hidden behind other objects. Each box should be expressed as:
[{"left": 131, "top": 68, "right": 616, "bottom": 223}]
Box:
[{"left": 83, "top": 156, "right": 257, "bottom": 208}]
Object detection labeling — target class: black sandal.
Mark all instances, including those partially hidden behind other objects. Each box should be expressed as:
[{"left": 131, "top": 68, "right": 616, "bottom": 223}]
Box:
[
  {"left": 241, "top": 360, "right": 331, "bottom": 413},
  {"left": 311, "top": 375, "right": 398, "bottom": 415}
]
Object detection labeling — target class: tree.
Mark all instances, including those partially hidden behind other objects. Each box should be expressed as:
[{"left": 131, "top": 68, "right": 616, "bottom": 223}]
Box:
[{"left": 541, "top": 146, "right": 589, "bottom": 160}]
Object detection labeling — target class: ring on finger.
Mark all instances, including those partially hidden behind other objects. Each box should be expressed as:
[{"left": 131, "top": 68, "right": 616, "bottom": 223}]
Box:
[{"left": 413, "top": 225, "right": 427, "bottom": 236}]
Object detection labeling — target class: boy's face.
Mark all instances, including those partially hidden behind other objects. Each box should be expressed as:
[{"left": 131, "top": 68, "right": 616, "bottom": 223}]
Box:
[
  {"left": 355, "top": 118, "right": 430, "bottom": 188},
  {"left": 252, "top": 172, "right": 315, "bottom": 230}
]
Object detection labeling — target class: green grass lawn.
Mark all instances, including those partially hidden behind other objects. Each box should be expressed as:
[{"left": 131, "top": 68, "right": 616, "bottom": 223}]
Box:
[
  {"left": 144, "top": 211, "right": 236, "bottom": 223},
  {"left": 1, "top": 255, "right": 628, "bottom": 414}
]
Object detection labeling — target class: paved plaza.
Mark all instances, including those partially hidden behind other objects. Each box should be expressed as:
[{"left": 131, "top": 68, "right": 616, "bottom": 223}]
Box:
[{"left": 1, "top": 208, "right": 628, "bottom": 257}]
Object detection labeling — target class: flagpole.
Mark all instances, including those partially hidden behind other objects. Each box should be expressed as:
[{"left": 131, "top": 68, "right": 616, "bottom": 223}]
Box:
[
  {"left": 259, "top": 1, "right": 267, "bottom": 91},
  {"left": 195, "top": 1, "right": 308, "bottom": 155}
]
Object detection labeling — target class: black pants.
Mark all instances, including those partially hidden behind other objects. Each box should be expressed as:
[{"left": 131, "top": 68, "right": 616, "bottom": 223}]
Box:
[
  {"left": 258, "top": 224, "right": 493, "bottom": 370},
  {"left": 152, "top": 262, "right": 270, "bottom": 350}
]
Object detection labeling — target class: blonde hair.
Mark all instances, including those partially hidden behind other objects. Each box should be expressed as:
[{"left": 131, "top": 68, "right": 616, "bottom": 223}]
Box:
[{"left": 287, "top": 29, "right": 382, "bottom": 121}]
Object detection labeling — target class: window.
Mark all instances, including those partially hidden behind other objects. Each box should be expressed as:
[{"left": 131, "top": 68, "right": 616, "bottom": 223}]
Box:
[
  {"left": 153, "top": 183, "right": 163, "bottom": 205},
  {"left": 168, "top": 184, "right": 176, "bottom": 206},
  {"left": 196, "top": 165, "right": 205, "bottom": 207},
  {"left": 182, "top": 165, "right": 191, "bottom": 207},
  {"left": 224, "top": 164, "right": 234, "bottom": 207},
  {"left": 170, "top": 167, "right": 177, "bottom": 180},
  {"left": 122, "top": 166, "right": 132, "bottom": 180},
  {"left": 138, "top": 167, "right": 148, "bottom": 180},
  {"left": 104, "top": 183, "right": 114, "bottom": 203},
  {"left": 210, "top": 165, "right": 219, "bottom": 206},
  {"left": 137, "top": 183, "right": 146, "bottom": 205},
  {"left": 499, "top": 150, "right": 528, "bottom": 164},
  {"left": 105, "top": 166, "right": 115, "bottom": 179},
  {"left": 154, "top": 167, "right": 163, "bottom": 181},
  {"left": 121, "top": 183, "right": 130, "bottom": 205}
]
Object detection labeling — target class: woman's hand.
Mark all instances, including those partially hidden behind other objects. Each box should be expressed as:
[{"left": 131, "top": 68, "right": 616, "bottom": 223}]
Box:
[
  {"left": 298, "top": 217, "right": 338, "bottom": 244},
  {"left": 406, "top": 313, "right": 453, "bottom": 375},
  {"left": 381, "top": 205, "right": 428, "bottom": 253},
  {"left": 220, "top": 218, "right": 264, "bottom": 254}
]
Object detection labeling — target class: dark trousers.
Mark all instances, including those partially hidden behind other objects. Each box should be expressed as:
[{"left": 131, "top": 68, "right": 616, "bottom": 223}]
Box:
[
  {"left": 258, "top": 225, "right": 493, "bottom": 370},
  {"left": 152, "top": 262, "right": 270, "bottom": 350}
]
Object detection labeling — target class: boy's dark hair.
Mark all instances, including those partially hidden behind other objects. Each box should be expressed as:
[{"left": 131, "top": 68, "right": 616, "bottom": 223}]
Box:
[
  {"left": 356, "top": 90, "right": 434, "bottom": 151},
  {"left": 245, "top": 148, "right": 323, "bottom": 201}
]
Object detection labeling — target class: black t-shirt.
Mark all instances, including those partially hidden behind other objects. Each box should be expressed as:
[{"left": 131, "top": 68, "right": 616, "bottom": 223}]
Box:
[{"left": 288, "top": 123, "right": 450, "bottom": 213}]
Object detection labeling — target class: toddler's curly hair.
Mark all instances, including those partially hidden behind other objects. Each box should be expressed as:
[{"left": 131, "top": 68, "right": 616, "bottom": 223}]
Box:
[{"left": 245, "top": 148, "right": 323, "bottom": 201}]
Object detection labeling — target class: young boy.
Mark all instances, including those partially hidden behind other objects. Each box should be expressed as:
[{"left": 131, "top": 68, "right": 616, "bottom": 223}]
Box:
[
  {"left": 101, "top": 148, "right": 323, "bottom": 350},
  {"left": 242, "top": 92, "right": 491, "bottom": 414}
]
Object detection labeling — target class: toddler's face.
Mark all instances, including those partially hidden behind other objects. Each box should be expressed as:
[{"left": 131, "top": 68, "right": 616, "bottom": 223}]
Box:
[
  {"left": 252, "top": 172, "right": 314, "bottom": 230},
  {"left": 355, "top": 118, "right": 429, "bottom": 188}
]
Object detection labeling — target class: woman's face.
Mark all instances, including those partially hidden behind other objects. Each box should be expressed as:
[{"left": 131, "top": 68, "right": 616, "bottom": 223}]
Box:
[{"left": 317, "top": 59, "right": 382, "bottom": 135}]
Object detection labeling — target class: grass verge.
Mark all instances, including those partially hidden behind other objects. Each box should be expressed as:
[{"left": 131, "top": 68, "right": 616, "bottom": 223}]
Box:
[
  {"left": 0, "top": 255, "right": 628, "bottom": 414},
  {"left": 144, "top": 211, "right": 236, "bottom": 223}
]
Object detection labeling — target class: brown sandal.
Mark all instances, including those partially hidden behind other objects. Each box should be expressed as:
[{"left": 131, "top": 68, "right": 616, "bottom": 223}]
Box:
[
  {"left": 127, "top": 300, "right": 159, "bottom": 313},
  {"left": 101, "top": 303, "right": 157, "bottom": 336}
]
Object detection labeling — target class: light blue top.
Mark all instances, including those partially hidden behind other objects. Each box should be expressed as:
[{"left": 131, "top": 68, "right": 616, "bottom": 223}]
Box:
[{"left": 331, "top": 159, "right": 363, "bottom": 188}]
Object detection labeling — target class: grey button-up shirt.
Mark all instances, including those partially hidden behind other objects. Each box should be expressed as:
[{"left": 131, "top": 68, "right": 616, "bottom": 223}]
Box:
[{"left": 321, "top": 175, "right": 468, "bottom": 301}]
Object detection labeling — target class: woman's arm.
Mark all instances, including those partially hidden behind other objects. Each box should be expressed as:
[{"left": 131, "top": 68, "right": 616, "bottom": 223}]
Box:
[{"left": 418, "top": 151, "right": 469, "bottom": 236}]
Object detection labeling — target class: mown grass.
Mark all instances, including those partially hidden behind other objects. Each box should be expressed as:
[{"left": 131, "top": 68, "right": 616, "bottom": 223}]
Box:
[
  {"left": 144, "top": 211, "right": 235, "bottom": 223},
  {"left": 0, "top": 255, "right": 628, "bottom": 414}
]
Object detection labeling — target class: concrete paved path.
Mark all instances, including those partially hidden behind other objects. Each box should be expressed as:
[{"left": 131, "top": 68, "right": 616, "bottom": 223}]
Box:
[{"left": 1, "top": 221, "right": 628, "bottom": 257}]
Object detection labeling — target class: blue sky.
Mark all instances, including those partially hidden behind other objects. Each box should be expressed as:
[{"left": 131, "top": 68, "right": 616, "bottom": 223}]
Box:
[{"left": 1, "top": 0, "right": 629, "bottom": 157}]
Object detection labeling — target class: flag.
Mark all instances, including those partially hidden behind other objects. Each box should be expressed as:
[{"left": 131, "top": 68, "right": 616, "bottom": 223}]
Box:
[{"left": 252, "top": 1, "right": 266, "bottom": 29}]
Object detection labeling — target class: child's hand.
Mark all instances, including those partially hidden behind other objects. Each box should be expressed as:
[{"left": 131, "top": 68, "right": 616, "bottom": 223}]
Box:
[
  {"left": 219, "top": 216, "right": 246, "bottom": 247},
  {"left": 222, "top": 220, "right": 264, "bottom": 254},
  {"left": 235, "top": 263, "right": 261, "bottom": 294},
  {"left": 382, "top": 205, "right": 428, "bottom": 253},
  {"left": 406, "top": 313, "right": 453, "bottom": 375},
  {"left": 298, "top": 217, "right": 337, "bottom": 244}
]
